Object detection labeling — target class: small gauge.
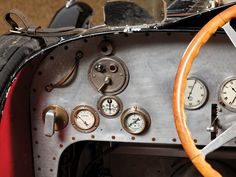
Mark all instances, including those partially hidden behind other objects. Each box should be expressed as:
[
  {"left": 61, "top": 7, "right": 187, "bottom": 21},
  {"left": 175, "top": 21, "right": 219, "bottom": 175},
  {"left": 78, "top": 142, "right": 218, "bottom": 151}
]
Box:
[
  {"left": 97, "top": 96, "right": 122, "bottom": 117},
  {"left": 184, "top": 77, "right": 208, "bottom": 110},
  {"left": 71, "top": 105, "right": 99, "bottom": 133},
  {"left": 219, "top": 77, "right": 236, "bottom": 112},
  {"left": 121, "top": 106, "right": 151, "bottom": 135}
]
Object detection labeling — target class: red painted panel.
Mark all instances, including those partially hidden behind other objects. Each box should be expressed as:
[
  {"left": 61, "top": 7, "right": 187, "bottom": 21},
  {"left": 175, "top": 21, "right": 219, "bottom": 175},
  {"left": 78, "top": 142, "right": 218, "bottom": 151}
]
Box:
[
  {"left": 0, "top": 76, "right": 18, "bottom": 177},
  {"left": 0, "top": 65, "right": 35, "bottom": 177}
]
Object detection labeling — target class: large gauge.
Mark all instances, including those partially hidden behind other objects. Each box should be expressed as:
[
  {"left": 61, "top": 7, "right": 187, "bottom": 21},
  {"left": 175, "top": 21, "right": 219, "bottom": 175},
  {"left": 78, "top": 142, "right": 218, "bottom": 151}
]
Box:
[
  {"left": 184, "top": 77, "right": 208, "bottom": 110},
  {"left": 121, "top": 106, "right": 151, "bottom": 135},
  {"left": 71, "top": 105, "right": 99, "bottom": 133},
  {"left": 97, "top": 96, "right": 122, "bottom": 117},
  {"left": 219, "top": 77, "right": 236, "bottom": 112}
]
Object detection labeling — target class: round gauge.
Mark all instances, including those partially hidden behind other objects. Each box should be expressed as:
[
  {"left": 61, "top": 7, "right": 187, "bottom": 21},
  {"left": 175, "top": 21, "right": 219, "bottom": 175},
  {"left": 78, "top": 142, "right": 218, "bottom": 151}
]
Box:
[
  {"left": 219, "top": 77, "right": 236, "bottom": 112},
  {"left": 97, "top": 96, "right": 123, "bottom": 117},
  {"left": 184, "top": 77, "right": 208, "bottom": 110},
  {"left": 71, "top": 105, "right": 99, "bottom": 133},
  {"left": 121, "top": 106, "right": 151, "bottom": 135}
]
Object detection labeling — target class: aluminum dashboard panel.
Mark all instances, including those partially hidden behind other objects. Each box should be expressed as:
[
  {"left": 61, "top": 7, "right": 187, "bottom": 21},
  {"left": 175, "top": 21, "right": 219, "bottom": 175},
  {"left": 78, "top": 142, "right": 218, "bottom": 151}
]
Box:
[{"left": 30, "top": 31, "right": 236, "bottom": 177}]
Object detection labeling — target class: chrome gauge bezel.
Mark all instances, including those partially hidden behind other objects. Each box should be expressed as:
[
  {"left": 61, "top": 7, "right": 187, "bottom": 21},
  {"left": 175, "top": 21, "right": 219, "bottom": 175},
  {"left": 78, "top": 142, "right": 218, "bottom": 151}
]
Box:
[
  {"left": 219, "top": 76, "right": 236, "bottom": 112},
  {"left": 71, "top": 105, "right": 99, "bottom": 133},
  {"left": 97, "top": 95, "right": 123, "bottom": 118},
  {"left": 184, "top": 77, "right": 208, "bottom": 110},
  {"left": 121, "top": 106, "right": 151, "bottom": 135}
]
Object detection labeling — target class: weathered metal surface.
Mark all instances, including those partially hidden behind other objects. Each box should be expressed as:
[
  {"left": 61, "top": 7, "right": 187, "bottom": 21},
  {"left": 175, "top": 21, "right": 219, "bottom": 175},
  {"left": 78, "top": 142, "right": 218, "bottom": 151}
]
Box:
[{"left": 30, "top": 31, "right": 236, "bottom": 176}]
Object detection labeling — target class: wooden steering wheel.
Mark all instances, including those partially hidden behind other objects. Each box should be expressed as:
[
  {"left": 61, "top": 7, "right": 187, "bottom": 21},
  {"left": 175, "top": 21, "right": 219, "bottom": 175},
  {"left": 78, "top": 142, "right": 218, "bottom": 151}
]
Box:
[{"left": 173, "top": 4, "right": 236, "bottom": 177}]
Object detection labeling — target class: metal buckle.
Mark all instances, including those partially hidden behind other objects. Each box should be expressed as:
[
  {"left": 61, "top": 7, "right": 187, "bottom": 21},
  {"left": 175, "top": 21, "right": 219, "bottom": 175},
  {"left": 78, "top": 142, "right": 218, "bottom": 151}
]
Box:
[{"left": 9, "top": 27, "right": 23, "bottom": 34}]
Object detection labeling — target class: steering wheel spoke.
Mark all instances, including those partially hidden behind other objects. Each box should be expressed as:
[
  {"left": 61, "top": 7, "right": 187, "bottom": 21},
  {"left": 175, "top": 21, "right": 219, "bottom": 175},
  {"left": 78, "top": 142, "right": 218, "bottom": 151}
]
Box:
[
  {"left": 201, "top": 122, "right": 236, "bottom": 157},
  {"left": 222, "top": 22, "right": 236, "bottom": 48}
]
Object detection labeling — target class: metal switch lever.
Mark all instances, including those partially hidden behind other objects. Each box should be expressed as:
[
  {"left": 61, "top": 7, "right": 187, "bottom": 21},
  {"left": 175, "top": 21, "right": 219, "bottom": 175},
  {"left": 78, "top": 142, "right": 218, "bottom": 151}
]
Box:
[
  {"left": 98, "top": 76, "right": 111, "bottom": 92},
  {"left": 43, "top": 105, "right": 69, "bottom": 137},
  {"left": 44, "top": 110, "right": 56, "bottom": 137}
]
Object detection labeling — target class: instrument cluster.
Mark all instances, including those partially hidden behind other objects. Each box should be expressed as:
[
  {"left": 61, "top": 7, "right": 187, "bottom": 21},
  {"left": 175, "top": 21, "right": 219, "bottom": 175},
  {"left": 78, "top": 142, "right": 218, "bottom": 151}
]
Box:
[{"left": 185, "top": 76, "right": 236, "bottom": 112}]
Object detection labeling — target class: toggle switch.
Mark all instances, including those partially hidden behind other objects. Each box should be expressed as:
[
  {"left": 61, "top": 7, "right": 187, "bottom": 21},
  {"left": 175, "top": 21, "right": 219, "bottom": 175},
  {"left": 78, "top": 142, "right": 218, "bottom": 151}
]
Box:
[{"left": 43, "top": 105, "right": 69, "bottom": 137}]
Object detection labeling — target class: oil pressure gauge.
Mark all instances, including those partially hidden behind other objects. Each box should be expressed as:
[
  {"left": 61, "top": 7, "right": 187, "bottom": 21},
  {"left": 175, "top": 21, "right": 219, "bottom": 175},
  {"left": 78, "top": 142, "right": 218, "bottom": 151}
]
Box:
[
  {"left": 97, "top": 96, "right": 122, "bottom": 117},
  {"left": 184, "top": 77, "right": 208, "bottom": 110},
  {"left": 219, "top": 77, "right": 236, "bottom": 112},
  {"left": 121, "top": 106, "right": 151, "bottom": 135},
  {"left": 71, "top": 105, "right": 99, "bottom": 133}
]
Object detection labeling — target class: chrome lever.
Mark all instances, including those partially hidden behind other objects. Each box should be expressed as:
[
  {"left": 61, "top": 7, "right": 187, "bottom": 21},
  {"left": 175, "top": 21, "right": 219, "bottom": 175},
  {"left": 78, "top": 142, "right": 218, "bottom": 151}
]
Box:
[{"left": 44, "top": 110, "right": 56, "bottom": 137}]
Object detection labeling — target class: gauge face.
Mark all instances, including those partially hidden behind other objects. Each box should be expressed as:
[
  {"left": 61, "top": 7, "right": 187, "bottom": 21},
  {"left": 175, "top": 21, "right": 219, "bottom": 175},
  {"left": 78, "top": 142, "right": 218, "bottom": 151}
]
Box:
[
  {"left": 124, "top": 113, "right": 146, "bottom": 134},
  {"left": 98, "top": 96, "right": 122, "bottom": 117},
  {"left": 71, "top": 106, "right": 99, "bottom": 133},
  {"left": 121, "top": 106, "right": 151, "bottom": 135},
  {"left": 75, "top": 110, "right": 95, "bottom": 130},
  {"left": 184, "top": 77, "right": 208, "bottom": 110},
  {"left": 219, "top": 77, "right": 236, "bottom": 112}
]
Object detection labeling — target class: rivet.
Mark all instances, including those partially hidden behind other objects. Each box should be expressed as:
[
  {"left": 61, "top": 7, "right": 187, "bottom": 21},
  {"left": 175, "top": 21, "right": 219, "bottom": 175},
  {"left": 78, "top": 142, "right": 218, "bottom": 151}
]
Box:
[
  {"left": 131, "top": 136, "right": 135, "bottom": 140},
  {"left": 111, "top": 136, "right": 116, "bottom": 140},
  {"left": 64, "top": 46, "right": 69, "bottom": 50},
  {"left": 172, "top": 138, "right": 177, "bottom": 142}
]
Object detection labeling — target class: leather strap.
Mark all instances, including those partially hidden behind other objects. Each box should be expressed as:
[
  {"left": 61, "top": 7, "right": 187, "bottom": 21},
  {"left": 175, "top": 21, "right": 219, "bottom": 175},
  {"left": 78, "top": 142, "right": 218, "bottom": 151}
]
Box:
[{"left": 5, "top": 9, "right": 86, "bottom": 37}]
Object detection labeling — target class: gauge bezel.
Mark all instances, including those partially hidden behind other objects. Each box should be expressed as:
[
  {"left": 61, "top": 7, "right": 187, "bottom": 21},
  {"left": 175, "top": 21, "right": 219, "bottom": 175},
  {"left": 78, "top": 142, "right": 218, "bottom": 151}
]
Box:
[
  {"left": 97, "top": 95, "right": 123, "bottom": 118},
  {"left": 184, "top": 76, "right": 208, "bottom": 110},
  {"left": 219, "top": 76, "right": 236, "bottom": 112},
  {"left": 121, "top": 106, "right": 151, "bottom": 135},
  {"left": 71, "top": 105, "right": 99, "bottom": 133},
  {"left": 88, "top": 56, "right": 130, "bottom": 95}
]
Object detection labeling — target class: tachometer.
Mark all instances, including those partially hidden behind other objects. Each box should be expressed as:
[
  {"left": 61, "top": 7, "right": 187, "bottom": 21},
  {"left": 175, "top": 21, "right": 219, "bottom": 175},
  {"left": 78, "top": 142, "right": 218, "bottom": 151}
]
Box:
[{"left": 184, "top": 77, "right": 208, "bottom": 110}]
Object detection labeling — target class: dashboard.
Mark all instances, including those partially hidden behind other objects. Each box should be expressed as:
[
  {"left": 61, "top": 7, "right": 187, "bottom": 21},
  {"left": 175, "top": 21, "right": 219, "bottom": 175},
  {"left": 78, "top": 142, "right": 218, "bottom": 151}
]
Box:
[{"left": 30, "top": 31, "right": 236, "bottom": 177}]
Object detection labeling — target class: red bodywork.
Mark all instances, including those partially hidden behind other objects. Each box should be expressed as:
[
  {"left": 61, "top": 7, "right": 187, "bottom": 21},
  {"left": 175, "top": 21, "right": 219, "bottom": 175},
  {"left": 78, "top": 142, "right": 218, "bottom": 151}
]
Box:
[{"left": 0, "top": 68, "right": 34, "bottom": 177}]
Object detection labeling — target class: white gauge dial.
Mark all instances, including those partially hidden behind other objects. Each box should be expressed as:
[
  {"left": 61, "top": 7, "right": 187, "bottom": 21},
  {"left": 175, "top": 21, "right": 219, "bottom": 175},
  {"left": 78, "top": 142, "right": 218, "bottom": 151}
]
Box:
[
  {"left": 219, "top": 77, "right": 236, "bottom": 111},
  {"left": 121, "top": 106, "right": 151, "bottom": 135},
  {"left": 71, "top": 106, "right": 99, "bottom": 133},
  {"left": 98, "top": 96, "right": 122, "bottom": 117},
  {"left": 75, "top": 110, "right": 95, "bottom": 130},
  {"left": 125, "top": 113, "right": 146, "bottom": 134},
  {"left": 184, "top": 78, "right": 208, "bottom": 110}
]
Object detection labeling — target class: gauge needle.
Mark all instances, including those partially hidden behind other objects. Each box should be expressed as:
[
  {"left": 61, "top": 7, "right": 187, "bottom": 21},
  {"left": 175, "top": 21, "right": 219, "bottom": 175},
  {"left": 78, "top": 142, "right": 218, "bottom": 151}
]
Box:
[
  {"left": 230, "top": 86, "right": 236, "bottom": 94},
  {"left": 188, "top": 80, "right": 197, "bottom": 100},
  {"left": 77, "top": 116, "right": 89, "bottom": 127},
  {"left": 128, "top": 118, "right": 140, "bottom": 127},
  {"left": 108, "top": 99, "right": 112, "bottom": 113},
  {"left": 230, "top": 96, "right": 236, "bottom": 105}
]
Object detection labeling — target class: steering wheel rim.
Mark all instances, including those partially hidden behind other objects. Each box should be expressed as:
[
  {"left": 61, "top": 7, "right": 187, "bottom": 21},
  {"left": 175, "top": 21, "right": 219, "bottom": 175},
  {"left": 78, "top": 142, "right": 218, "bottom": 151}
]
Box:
[{"left": 173, "top": 4, "right": 236, "bottom": 177}]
